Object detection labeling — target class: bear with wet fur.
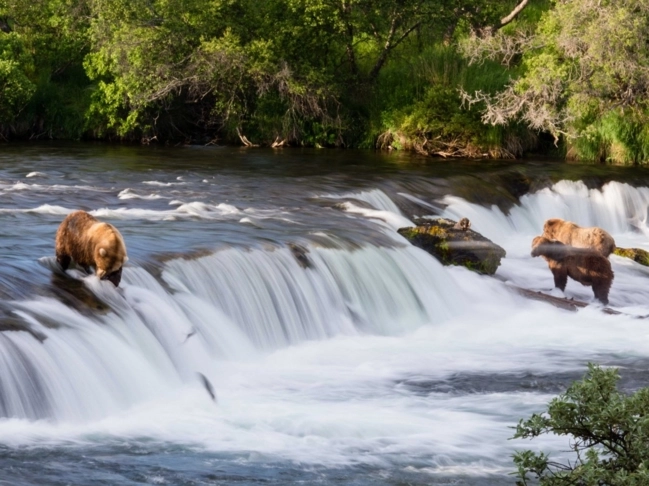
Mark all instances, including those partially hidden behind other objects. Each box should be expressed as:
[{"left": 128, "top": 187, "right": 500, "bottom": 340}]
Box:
[
  {"left": 531, "top": 236, "right": 613, "bottom": 305},
  {"left": 542, "top": 218, "right": 615, "bottom": 257},
  {"left": 55, "top": 211, "right": 128, "bottom": 287}
]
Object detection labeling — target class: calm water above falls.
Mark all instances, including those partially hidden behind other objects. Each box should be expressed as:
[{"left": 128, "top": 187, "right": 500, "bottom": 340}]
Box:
[{"left": 1, "top": 144, "right": 649, "bottom": 484}]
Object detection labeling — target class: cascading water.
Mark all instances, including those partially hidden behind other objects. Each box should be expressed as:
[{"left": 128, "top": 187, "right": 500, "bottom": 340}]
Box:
[
  {"left": 442, "top": 180, "right": 649, "bottom": 244},
  {"left": 0, "top": 241, "right": 464, "bottom": 422},
  {"left": 1, "top": 146, "right": 649, "bottom": 485},
  {"left": 441, "top": 179, "right": 649, "bottom": 310}
]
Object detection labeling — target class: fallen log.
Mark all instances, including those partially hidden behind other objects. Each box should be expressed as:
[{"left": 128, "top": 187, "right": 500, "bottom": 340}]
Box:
[
  {"left": 510, "top": 285, "right": 623, "bottom": 316},
  {"left": 271, "top": 137, "right": 287, "bottom": 148},
  {"left": 236, "top": 128, "right": 259, "bottom": 147}
]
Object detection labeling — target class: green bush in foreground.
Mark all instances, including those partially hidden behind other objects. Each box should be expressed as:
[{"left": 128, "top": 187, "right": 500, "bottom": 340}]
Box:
[{"left": 513, "top": 364, "right": 649, "bottom": 485}]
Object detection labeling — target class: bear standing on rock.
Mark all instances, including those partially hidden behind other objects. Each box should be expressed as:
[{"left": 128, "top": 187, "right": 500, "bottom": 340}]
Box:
[
  {"left": 55, "top": 211, "right": 128, "bottom": 287},
  {"left": 542, "top": 218, "right": 615, "bottom": 257},
  {"left": 531, "top": 236, "right": 613, "bottom": 305}
]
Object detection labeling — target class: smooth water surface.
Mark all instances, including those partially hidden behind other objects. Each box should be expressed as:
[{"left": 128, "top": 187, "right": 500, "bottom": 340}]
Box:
[{"left": 1, "top": 143, "right": 649, "bottom": 485}]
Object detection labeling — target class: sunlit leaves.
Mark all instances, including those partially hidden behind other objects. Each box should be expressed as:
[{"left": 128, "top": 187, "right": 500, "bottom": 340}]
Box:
[
  {"left": 513, "top": 364, "right": 649, "bottom": 485},
  {"left": 464, "top": 0, "right": 649, "bottom": 162}
]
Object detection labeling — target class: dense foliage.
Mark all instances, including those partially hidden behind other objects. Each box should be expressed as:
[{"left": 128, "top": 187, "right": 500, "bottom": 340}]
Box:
[
  {"left": 0, "top": 0, "right": 541, "bottom": 152},
  {"left": 513, "top": 364, "right": 649, "bottom": 485},
  {"left": 463, "top": 0, "right": 649, "bottom": 163},
  {"left": 6, "top": 0, "right": 647, "bottom": 163}
]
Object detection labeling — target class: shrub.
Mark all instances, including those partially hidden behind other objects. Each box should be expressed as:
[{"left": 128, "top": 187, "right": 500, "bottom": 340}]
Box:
[{"left": 513, "top": 364, "right": 649, "bottom": 485}]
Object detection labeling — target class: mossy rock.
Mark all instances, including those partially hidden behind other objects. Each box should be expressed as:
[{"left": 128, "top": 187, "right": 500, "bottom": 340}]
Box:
[
  {"left": 614, "top": 247, "right": 649, "bottom": 267},
  {"left": 398, "top": 217, "right": 506, "bottom": 275}
]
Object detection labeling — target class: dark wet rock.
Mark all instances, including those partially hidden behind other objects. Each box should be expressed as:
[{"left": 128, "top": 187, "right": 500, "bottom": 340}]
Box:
[
  {"left": 398, "top": 217, "right": 506, "bottom": 275},
  {"left": 498, "top": 170, "right": 533, "bottom": 200},
  {"left": 443, "top": 171, "right": 536, "bottom": 214},
  {"left": 47, "top": 273, "right": 111, "bottom": 315},
  {"left": 0, "top": 310, "right": 47, "bottom": 342},
  {"left": 614, "top": 247, "right": 649, "bottom": 267}
]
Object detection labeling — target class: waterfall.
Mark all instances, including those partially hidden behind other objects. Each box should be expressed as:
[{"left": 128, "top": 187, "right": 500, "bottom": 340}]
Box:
[
  {"left": 163, "top": 244, "right": 462, "bottom": 348},
  {"left": 5, "top": 171, "right": 649, "bottom": 483},
  {"left": 0, "top": 241, "right": 464, "bottom": 421},
  {"left": 442, "top": 180, "right": 649, "bottom": 242},
  {"left": 325, "top": 188, "right": 404, "bottom": 215}
]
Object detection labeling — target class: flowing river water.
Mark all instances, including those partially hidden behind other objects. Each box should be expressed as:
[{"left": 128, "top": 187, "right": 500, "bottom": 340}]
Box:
[{"left": 1, "top": 143, "right": 649, "bottom": 485}]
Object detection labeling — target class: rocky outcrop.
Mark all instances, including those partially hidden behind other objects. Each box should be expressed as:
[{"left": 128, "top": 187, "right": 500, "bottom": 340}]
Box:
[
  {"left": 398, "top": 217, "right": 506, "bottom": 275},
  {"left": 614, "top": 247, "right": 649, "bottom": 267}
]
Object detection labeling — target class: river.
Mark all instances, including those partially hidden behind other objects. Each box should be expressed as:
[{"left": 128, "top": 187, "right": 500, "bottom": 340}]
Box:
[{"left": 0, "top": 143, "right": 648, "bottom": 485}]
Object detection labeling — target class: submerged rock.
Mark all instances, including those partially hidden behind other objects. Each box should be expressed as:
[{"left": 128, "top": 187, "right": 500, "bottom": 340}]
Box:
[
  {"left": 398, "top": 217, "right": 506, "bottom": 275},
  {"left": 512, "top": 286, "right": 621, "bottom": 316},
  {"left": 614, "top": 247, "right": 649, "bottom": 267}
]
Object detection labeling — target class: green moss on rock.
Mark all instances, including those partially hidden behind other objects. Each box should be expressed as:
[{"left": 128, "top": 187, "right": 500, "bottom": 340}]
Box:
[
  {"left": 398, "top": 217, "right": 506, "bottom": 275},
  {"left": 614, "top": 247, "right": 649, "bottom": 266}
]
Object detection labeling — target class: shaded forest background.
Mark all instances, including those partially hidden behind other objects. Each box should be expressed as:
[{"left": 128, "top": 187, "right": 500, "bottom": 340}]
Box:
[{"left": 1, "top": 0, "right": 648, "bottom": 163}]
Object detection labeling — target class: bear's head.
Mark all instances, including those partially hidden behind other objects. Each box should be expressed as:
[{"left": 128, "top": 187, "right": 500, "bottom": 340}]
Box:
[
  {"left": 531, "top": 236, "right": 568, "bottom": 258},
  {"left": 531, "top": 236, "right": 550, "bottom": 257},
  {"left": 94, "top": 224, "right": 128, "bottom": 286},
  {"left": 542, "top": 218, "right": 565, "bottom": 240}
]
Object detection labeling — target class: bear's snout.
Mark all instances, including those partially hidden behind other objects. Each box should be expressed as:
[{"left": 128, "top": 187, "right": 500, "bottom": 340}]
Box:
[{"left": 103, "top": 267, "right": 123, "bottom": 287}]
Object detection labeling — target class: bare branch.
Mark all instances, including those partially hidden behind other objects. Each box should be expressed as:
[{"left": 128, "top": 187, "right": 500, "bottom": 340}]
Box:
[
  {"left": 499, "top": 0, "right": 530, "bottom": 29},
  {"left": 369, "top": 17, "right": 422, "bottom": 80}
]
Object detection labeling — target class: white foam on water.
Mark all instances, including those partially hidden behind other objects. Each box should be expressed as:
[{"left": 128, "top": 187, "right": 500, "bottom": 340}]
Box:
[
  {"left": 0, "top": 201, "right": 299, "bottom": 224},
  {"left": 1, "top": 182, "right": 101, "bottom": 193},
  {"left": 338, "top": 201, "right": 414, "bottom": 231},
  {"left": 143, "top": 181, "right": 185, "bottom": 187},
  {"left": 0, "top": 203, "right": 241, "bottom": 221},
  {"left": 118, "top": 188, "right": 166, "bottom": 200},
  {"left": 321, "top": 188, "right": 404, "bottom": 212},
  {"left": 0, "top": 258, "right": 643, "bottom": 472},
  {"left": 0, "top": 204, "right": 72, "bottom": 215}
]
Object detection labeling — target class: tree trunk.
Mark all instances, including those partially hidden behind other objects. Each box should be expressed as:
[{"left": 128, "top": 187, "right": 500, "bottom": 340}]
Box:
[{"left": 341, "top": 1, "right": 358, "bottom": 76}]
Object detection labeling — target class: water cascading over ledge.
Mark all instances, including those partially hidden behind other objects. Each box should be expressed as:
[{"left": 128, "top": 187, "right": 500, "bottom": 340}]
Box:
[
  {"left": 441, "top": 180, "right": 649, "bottom": 242},
  {"left": 0, "top": 242, "right": 464, "bottom": 421}
]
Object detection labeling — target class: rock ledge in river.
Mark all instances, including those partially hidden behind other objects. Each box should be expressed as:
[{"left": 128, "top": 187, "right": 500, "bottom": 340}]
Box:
[
  {"left": 398, "top": 217, "right": 506, "bottom": 275},
  {"left": 613, "top": 247, "right": 649, "bottom": 266}
]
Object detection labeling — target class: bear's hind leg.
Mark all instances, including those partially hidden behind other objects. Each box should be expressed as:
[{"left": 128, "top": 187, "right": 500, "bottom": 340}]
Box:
[
  {"left": 593, "top": 281, "right": 610, "bottom": 306},
  {"left": 56, "top": 253, "right": 71, "bottom": 271}
]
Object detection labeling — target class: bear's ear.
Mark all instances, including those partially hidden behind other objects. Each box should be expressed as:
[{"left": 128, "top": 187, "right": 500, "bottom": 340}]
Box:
[
  {"left": 99, "top": 248, "right": 107, "bottom": 257},
  {"left": 546, "top": 219, "right": 560, "bottom": 228}
]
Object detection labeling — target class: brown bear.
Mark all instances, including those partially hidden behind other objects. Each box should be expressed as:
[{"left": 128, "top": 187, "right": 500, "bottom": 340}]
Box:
[
  {"left": 542, "top": 218, "right": 615, "bottom": 257},
  {"left": 55, "top": 211, "right": 128, "bottom": 287},
  {"left": 531, "top": 236, "right": 613, "bottom": 305}
]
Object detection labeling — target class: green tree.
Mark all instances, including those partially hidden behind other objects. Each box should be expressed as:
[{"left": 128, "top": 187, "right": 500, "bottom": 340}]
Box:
[
  {"left": 462, "top": 0, "right": 649, "bottom": 164},
  {"left": 0, "top": 31, "right": 35, "bottom": 131},
  {"left": 0, "top": 0, "right": 92, "bottom": 138},
  {"left": 513, "top": 364, "right": 649, "bottom": 485},
  {"left": 84, "top": 0, "right": 348, "bottom": 143}
]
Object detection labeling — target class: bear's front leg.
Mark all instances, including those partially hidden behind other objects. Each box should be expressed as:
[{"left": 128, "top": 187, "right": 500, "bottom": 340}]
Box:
[
  {"left": 551, "top": 266, "right": 568, "bottom": 291},
  {"left": 56, "top": 253, "right": 71, "bottom": 271}
]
